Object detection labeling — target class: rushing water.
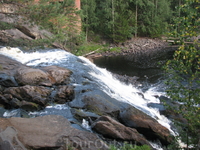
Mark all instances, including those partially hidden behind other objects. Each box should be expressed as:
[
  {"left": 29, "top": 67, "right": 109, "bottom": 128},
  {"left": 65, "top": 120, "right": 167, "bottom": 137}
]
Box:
[{"left": 0, "top": 47, "right": 177, "bottom": 149}]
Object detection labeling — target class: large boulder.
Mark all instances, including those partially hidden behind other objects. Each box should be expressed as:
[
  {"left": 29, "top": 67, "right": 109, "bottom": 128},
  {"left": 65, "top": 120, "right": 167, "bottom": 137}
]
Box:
[
  {"left": 3, "top": 85, "right": 51, "bottom": 110},
  {"left": 0, "top": 54, "right": 52, "bottom": 87},
  {"left": 41, "top": 65, "right": 72, "bottom": 85},
  {"left": 0, "top": 7, "right": 53, "bottom": 40},
  {"left": 0, "top": 54, "right": 23, "bottom": 87},
  {"left": 0, "top": 115, "right": 108, "bottom": 150},
  {"left": 0, "top": 54, "right": 24, "bottom": 76},
  {"left": 15, "top": 66, "right": 52, "bottom": 86},
  {"left": 54, "top": 85, "right": 74, "bottom": 103},
  {"left": 0, "top": 73, "right": 18, "bottom": 87},
  {"left": 82, "top": 94, "right": 121, "bottom": 118},
  {"left": 0, "top": 29, "right": 33, "bottom": 42},
  {"left": 119, "top": 106, "right": 173, "bottom": 145},
  {"left": 92, "top": 116, "right": 151, "bottom": 147},
  {"left": 0, "top": 54, "right": 73, "bottom": 87},
  {"left": 15, "top": 23, "right": 53, "bottom": 40}
]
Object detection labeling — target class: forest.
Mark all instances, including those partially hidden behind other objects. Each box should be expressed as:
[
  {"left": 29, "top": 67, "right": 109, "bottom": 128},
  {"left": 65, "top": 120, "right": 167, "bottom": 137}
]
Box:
[
  {"left": 2, "top": 0, "right": 199, "bottom": 49},
  {"left": 0, "top": 0, "right": 200, "bottom": 149}
]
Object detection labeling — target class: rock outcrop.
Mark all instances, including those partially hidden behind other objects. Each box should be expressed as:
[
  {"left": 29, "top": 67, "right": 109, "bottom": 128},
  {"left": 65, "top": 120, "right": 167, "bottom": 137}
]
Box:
[
  {"left": 0, "top": 115, "right": 108, "bottom": 150},
  {"left": 0, "top": 4, "right": 54, "bottom": 47},
  {"left": 3, "top": 85, "right": 51, "bottom": 109},
  {"left": 82, "top": 95, "right": 121, "bottom": 117},
  {"left": 54, "top": 85, "right": 74, "bottom": 103},
  {"left": 119, "top": 106, "right": 173, "bottom": 145},
  {"left": 92, "top": 116, "right": 151, "bottom": 147},
  {"left": 0, "top": 54, "right": 74, "bottom": 110},
  {"left": 41, "top": 65, "right": 72, "bottom": 85},
  {"left": 15, "top": 66, "right": 53, "bottom": 86},
  {"left": 0, "top": 50, "right": 174, "bottom": 149}
]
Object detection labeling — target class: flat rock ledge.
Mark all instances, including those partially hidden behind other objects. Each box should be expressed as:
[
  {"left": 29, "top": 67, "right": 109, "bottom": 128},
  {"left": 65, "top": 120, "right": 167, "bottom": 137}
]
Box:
[{"left": 0, "top": 115, "right": 108, "bottom": 150}]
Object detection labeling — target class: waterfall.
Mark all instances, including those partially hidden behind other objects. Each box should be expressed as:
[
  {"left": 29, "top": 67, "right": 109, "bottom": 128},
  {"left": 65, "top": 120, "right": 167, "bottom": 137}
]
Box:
[
  {"left": 78, "top": 56, "right": 174, "bottom": 133},
  {"left": 0, "top": 47, "right": 177, "bottom": 149}
]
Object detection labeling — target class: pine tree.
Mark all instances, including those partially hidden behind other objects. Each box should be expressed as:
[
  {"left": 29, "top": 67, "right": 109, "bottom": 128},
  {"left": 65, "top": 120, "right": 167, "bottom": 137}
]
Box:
[
  {"left": 111, "top": 0, "right": 135, "bottom": 42},
  {"left": 81, "top": 0, "right": 98, "bottom": 42},
  {"left": 135, "top": 0, "right": 171, "bottom": 37}
]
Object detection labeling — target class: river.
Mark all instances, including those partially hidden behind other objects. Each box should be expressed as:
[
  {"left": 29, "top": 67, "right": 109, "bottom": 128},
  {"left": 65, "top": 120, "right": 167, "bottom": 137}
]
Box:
[{"left": 0, "top": 47, "right": 177, "bottom": 149}]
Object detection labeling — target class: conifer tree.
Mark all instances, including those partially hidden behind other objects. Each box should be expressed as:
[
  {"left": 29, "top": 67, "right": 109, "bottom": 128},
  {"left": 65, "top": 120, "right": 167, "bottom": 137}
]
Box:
[{"left": 81, "top": 0, "right": 98, "bottom": 41}]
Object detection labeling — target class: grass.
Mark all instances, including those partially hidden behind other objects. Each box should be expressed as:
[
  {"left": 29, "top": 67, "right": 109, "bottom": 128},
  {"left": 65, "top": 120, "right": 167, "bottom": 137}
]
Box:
[
  {"left": 109, "top": 143, "right": 151, "bottom": 150},
  {"left": 74, "top": 42, "right": 106, "bottom": 56},
  {"left": 74, "top": 42, "right": 122, "bottom": 56}
]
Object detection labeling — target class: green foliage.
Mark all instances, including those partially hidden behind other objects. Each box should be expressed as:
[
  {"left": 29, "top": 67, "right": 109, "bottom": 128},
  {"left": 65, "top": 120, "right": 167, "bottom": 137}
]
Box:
[
  {"left": 81, "top": 0, "right": 172, "bottom": 41},
  {"left": 16, "top": 0, "right": 80, "bottom": 51},
  {"left": 109, "top": 143, "right": 151, "bottom": 150},
  {"left": 7, "top": 38, "right": 51, "bottom": 50},
  {"left": 110, "top": 0, "right": 135, "bottom": 42},
  {"left": 0, "top": 22, "right": 14, "bottom": 30},
  {"left": 74, "top": 42, "right": 104, "bottom": 56},
  {"left": 164, "top": 0, "right": 200, "bottom": 149},
  {"left": 109, "top": 47, "right": 121, "bottom": 53},
  {"left": 134, "top": 0, "right": 171, "bottom": 37},
  {"left": 81, "top": 0, "right": 98, "bottom": 41}
]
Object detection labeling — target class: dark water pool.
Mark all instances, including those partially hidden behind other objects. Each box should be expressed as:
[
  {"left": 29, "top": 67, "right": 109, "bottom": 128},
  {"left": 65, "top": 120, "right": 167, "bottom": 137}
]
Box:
[{"left": 93, "top": 55, "right": 165, "bottom": 84}]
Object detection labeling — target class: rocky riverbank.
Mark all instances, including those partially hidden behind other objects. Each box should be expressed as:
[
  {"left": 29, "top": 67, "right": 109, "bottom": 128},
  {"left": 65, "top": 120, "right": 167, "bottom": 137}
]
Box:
[
  {"left": 86, "top": 38, "right": 177, "bottom": 68},
  {"left": 0, "top": 47, "right": 175, "bottom": 150}
]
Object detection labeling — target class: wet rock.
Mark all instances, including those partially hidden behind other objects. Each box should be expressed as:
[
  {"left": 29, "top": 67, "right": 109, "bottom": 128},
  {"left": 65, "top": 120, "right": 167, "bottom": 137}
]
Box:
[
  {"left": 82, "top": 94, "right": 122, "bottom": 118},
  {"left": 119, "top": 106, "right": 172, "bottom": 145},
  {"left": 3, "top": 85, "right": 51, "bottom": 109},
  {"left": 0, "top": 115, "right": 108, "bottom": 150},
  {"left": 71, "top": 108, "right": 100, "bottom": 122},
  {"left": 113, "top": 74, "right": 140, "bottom": 86},
  {"left": 159, "top": 95, "right": 171, "bottom": 102},
  {"left": 147, "top": 103, "right": 166, "bottom": 113},
  {"left": 15, "top": 66, "right": 52, "bottom": 86},
  {"left": 158, "top": 96, "right": 187, "bottom": 124},
  {"left": 0, "top": 126, "right": 26, "bottom": 150},
  {"left": 54, "top": 85, "right": 74, "bottom": 103},
  {"left": 0, "top": 73, "right": 18, "bottom": 87},
  {"left": 41, "top": 65, "right": 72, "bottom": 85},
  {"left": 0, "top": 106, "right": 6, "bottom": 117},
  {"left": 0, "top": 55, "right": 73, "bottom": 87},
  {"left": 92, "top": 116, "right": 151, "bottom": 146},
  {"left": 0, "top": 54, "right": 24, "bottom": 76},
  {"left": 0, "top": 94, "right": 9, "bottom": 108}
]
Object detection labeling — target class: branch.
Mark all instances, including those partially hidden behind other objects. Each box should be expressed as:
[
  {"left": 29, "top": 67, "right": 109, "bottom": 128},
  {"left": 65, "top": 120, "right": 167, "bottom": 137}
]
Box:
[{"left": 82, "top": 48, "right": 100, "bottom": 57}]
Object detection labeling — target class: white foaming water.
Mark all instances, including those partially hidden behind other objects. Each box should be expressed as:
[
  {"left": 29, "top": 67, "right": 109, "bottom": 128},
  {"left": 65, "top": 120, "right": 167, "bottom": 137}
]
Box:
[
  {"left": 79, "top": 56, "right": 174, "bottom": 135},
  {"left": 0, "top": 47, "right": 72, "bottom": 66},
  {"left": 0, "top": 47, "right": 177, "bottom": 149},
  {"left": 82, "top": 119, "right": 91, "bottom": 131},
  {"left": 0, "top": 47, "right": 174, "bottom": 131}
]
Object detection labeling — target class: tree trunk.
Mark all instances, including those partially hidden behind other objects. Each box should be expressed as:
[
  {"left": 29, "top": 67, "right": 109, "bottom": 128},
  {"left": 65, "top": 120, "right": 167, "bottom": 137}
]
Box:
[
  {"left": 135, "top": 2, "right": 137, "bottom": 37},
  {"left": 112, "top": 0, "right": 115, "bottom": 41}
]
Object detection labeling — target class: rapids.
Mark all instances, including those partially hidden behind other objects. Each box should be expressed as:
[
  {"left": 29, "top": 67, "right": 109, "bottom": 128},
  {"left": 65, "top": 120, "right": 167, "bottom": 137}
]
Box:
[{"left": 0, "top": 47, "right": 177, "bottom": 149}]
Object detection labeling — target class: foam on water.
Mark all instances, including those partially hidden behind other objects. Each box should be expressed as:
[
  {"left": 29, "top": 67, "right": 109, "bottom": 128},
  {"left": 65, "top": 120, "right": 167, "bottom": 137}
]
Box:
[
  {"left": 0, "top": 47, "right": 179, "bottom": 149},
  {"left": 0, "top": 47, "right": 72, "bottom": 66},
  {"left": 0, "top": 47, "right": 174, "bottom": 133},
  {"left": 79, "top": 56, "right": 174, "bottom": 134}
]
